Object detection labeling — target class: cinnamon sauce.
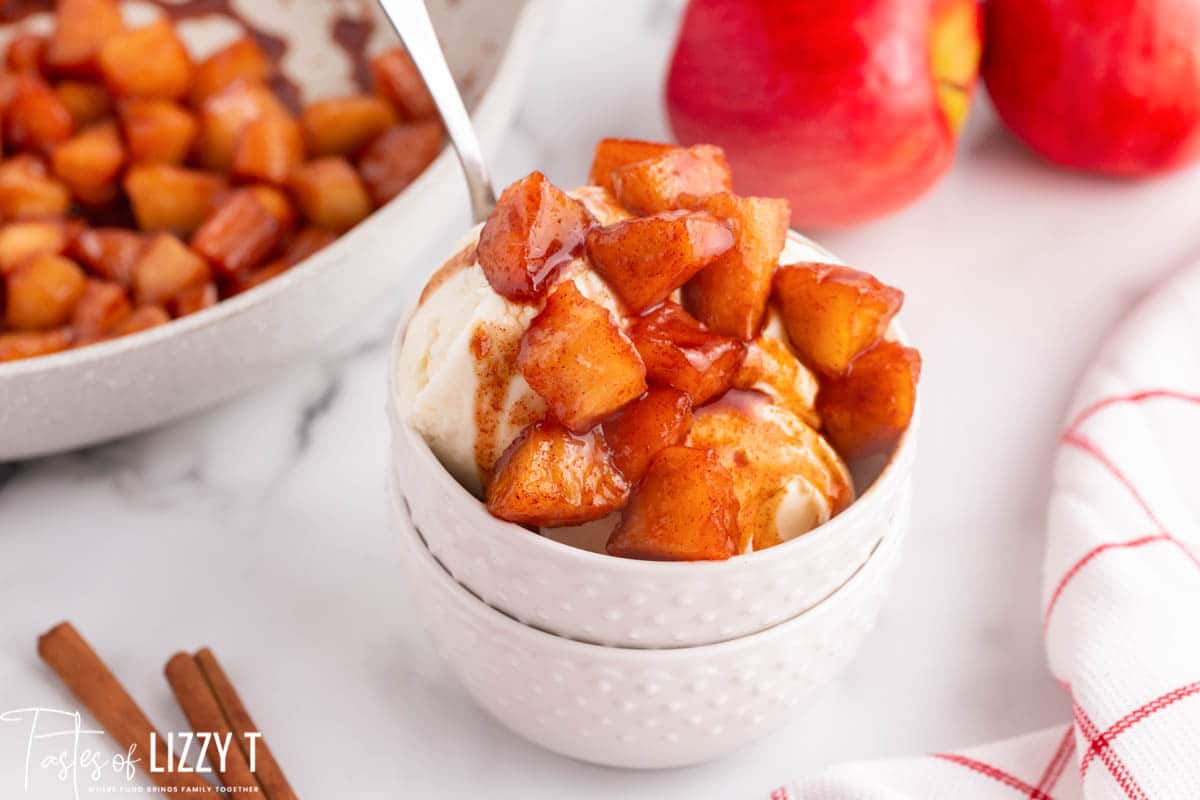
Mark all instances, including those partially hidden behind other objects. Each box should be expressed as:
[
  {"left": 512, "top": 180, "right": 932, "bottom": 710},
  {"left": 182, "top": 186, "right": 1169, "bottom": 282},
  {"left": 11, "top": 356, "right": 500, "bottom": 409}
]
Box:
[
  {"left": 330, "top": 13, "right": 374, "bottom": 99},
  {"left": 469, "top": 321, "right": 536, "bottom": 486},
  {"left": 733, "top": 336, "right": 822, "bottom": 428}
]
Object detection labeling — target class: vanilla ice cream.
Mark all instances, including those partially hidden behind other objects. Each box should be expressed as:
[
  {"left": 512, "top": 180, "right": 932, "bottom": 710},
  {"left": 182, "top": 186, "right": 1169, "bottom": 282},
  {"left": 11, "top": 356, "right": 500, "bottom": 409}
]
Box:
[{"left": 395, "top": 186, "right": 855, "bottom": 549}]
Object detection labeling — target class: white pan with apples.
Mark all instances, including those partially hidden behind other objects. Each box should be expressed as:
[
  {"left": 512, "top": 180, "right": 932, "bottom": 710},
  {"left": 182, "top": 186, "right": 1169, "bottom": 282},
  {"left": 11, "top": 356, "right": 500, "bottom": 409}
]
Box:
[{"left": 0, "top": 0, "right": 547, "bottom": 461}]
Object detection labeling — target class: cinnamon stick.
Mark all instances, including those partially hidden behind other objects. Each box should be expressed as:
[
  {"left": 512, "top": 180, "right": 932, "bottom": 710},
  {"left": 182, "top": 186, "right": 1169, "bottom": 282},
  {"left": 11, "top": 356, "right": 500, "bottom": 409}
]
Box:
[
  {"left": 165, "top": 652, "right": 263, "bottom": 795},
  {"left": 195, "top": 647, "right": 298, "bottom": 800},
  {"left": 37, "top": 622, "right": 215, "bottom": 794}
]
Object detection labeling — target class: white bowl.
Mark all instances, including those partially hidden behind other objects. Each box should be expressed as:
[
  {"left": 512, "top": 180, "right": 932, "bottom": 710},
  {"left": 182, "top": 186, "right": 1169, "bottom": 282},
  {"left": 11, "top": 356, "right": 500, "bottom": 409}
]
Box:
[
  {"left": 387, "top": 229, "right": 917, "bottom": 648},
  {"left": 0, "top": 0, "right": 549, "bottom": 461},
  {"left": 392, "top": 469, "right": 907, "bottom": 769}
]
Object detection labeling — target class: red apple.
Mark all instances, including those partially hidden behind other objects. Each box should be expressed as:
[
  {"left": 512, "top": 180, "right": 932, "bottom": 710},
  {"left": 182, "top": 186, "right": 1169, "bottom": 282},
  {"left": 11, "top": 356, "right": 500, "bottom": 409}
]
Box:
[
  {"left": 985, "top": 0, "right": 1200, "bottom": 176},
  {"left": 665, "top": 0, "right": 982, "bottom": 228}
]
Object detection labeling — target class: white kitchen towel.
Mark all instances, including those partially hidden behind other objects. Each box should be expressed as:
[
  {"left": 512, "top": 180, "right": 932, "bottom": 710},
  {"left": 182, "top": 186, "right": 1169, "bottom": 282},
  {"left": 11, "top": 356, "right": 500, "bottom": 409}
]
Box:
[{"left": 780, "top": 262, "right": 1200, "bottom": 800}]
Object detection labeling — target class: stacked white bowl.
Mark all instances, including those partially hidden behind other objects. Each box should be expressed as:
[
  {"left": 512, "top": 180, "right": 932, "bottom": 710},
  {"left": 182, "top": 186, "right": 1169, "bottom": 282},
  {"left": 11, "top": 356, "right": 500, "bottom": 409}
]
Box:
[{"left": 387, "top": 233, "right": 917, "bottom": 768}]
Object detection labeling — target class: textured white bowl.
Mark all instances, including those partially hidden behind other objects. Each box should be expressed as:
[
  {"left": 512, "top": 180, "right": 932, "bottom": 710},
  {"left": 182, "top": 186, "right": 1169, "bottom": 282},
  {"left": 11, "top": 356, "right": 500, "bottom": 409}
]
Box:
[
  {"left": 0, "top": 0, "right": 549, "bottom": 461},
  {"left": 387, "top": 229, "right": 917, "bottom": 648},
  {"left": 392, "top": 471, "right": 907, "bottom": 769}
]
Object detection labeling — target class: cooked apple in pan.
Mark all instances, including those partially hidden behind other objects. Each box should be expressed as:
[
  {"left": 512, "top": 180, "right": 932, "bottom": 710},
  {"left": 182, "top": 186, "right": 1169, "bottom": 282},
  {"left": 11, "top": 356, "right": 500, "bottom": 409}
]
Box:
[
  {"left": 400, "top": 137, "right": 920, "bottom": 561},
  {"left": 0, "top": 0, "right": 446, "bottom": 362}
]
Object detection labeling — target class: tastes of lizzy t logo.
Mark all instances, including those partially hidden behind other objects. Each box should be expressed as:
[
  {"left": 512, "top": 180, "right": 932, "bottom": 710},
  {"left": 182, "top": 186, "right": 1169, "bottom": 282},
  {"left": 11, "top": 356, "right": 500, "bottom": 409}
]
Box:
[{"left": 1, "top": 707, "right": 261, "bottom": 796}]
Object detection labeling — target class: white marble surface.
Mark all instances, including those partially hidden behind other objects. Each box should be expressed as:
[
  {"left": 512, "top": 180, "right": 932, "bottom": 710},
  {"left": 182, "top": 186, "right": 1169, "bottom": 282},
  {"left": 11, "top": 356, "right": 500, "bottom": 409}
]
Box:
[{"left": 4, "top": 1, "right": 1200, "bottom": 797}]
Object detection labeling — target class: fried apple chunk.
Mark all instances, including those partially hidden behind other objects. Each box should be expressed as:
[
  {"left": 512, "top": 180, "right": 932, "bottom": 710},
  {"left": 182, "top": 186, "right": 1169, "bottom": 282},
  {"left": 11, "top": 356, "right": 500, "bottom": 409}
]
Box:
[
  {"left": 119, "top": 99, "right": 197, "bottom": 165},
  {"left": 190, "top": 189, "right": 283, "bottom": 276},
  {"left": 281, "top": 226, "right": 336, "bottom": 261},
  {"left": 123, "top": 164, "right": 226, "bottom": 234},
  {"left": 98, "top": 20, "right": 193, "bottom": 100},
  {"left": 190, "top": 37, "right": 272, "bottom": 107},
  {"left": 0, "top": 219, "right": 78, "bottom": 274},
  {"left": 238, "top": 182, "right": 289, "bottom": 222},
  {"left": 518, "top": 281, "right": 646, "bottom": 433},
  {"left": 476, "top": 171, "right": 591, "bottom": 301},
  {"left": 113, "top": 304, "right": 169, "bottom": 335},
  {"left": 630, "top": 301, "right": 745, "bottom": 404},
  {"left": 300, "top": 95, "right": 397, "bottom": 157},
  {"left": 45, "top": 0, "right": 124, "bottom": 77},
  {"left": 232, "top": 116, "right": 303, "bottom": 184},
  {"left": 131, "top": 232, "right": 210, "bottom": 306},
  {"left": 0, "top": 328, "right": 74, "bottom": 361},
  {"left": 69, "top": 228, "right": 144, "bottom": 285},
  {"left": 196, "top": 82, "right": 289, "bottom": 171},
  {"left": 72, "top": 278, "right": 130, "bottom": 338},
  {"left": 288, "top": 157, "right": 372, "bottom": 232},
  {"left": 224, "top": 258, "right": 287, "bottom": 295},
  {"left": 817, "top": 341, "right": 921, "bottom": 459},
  {"left": 51, "top": 120, "right": 125, "bottom": 205},
  {"left": 5, "top": 76, "right": 74, "bottom": 153},
  {"left": 356, "top": 120, "right": 443, "bottom": 205},
  {"left": 601, "top": 386, "right": 693, "bottom": 483},
  {"left": 370, "top": 48, "right": 436, "bottom": 120},
  {"left": 0, "top": 156, "right": 71, "bottom": 219},
  {"left": 773, "top": 262, "right": 903, "bottom": 376},
  {"left": 55, "top": 81, "right": 112, "bottom": 128},
  {"left": 587, "top": 138, "right": 676, "bottom": 193},
  {"left": 584, "top": 210, "right": 733, "bottom": 313},
  {"left": 6, "top": 34, "right": 46, "bottom": 74},
  {"left": 5, "top": 254, "right": 87, "bottom": 329},
  {"left": 224, "top": 227, "right": 335, "bottom": 295},
  {"left": 169, "top": 282, "right": 217, "bottom": 317},
  {"left": 606, "top": 446, "right": 739, "bottom": 561},
  {"left": 610, "top": 144, "right": 731, "bottom": 215},
  {"left": 486, "top": 419, "right": 629, "bottom": 527},
  {"left": 680, "top": 192, "right": 789, "bottom": 340}
]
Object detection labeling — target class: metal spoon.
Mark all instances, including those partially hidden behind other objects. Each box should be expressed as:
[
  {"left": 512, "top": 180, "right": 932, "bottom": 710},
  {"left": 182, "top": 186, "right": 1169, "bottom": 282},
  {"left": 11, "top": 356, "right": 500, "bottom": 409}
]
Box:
[{"left": 375, "top": 0, "right": 497, "bottom": 223}]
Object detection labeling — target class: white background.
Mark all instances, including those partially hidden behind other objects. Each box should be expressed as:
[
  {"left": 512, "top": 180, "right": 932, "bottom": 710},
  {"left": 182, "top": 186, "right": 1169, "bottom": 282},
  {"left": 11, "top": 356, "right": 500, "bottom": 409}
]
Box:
[{"left": 4, "top": 1, "right": 1200, "bottom": 797}]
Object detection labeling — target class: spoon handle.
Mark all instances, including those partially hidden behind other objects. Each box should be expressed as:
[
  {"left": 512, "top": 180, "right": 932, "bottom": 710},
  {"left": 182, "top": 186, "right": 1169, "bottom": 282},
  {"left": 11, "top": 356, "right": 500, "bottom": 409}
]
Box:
[{"left": 375, "top": 0, "right": 497, "bottom": 223}]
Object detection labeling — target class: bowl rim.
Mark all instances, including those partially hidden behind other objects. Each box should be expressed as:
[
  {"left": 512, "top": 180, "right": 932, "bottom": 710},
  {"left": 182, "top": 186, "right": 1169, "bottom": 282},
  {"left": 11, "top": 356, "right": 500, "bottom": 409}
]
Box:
[
  {"left": 0, "top": 0, "right": 547, "bottom": 380},
  {"left": 394, "top": 475, "right": 903, "bottom": 657},
  {"left": 387, "top": 229, "right": 920, "bottom": 573}
]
